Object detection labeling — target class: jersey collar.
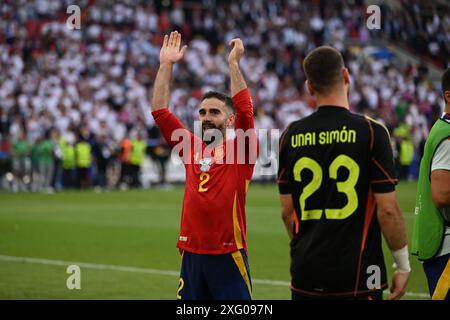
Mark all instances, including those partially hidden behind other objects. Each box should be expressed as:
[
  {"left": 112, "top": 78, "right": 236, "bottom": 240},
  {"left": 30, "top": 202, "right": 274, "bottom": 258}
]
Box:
[{"left": 441, "top": 112, "right": 450, "bottom": 123}]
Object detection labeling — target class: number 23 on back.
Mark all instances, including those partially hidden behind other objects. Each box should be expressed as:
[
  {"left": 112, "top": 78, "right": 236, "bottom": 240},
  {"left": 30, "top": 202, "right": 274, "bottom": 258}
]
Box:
[{"left": 293, "top": 154, "right": 360, "bottom": 220}]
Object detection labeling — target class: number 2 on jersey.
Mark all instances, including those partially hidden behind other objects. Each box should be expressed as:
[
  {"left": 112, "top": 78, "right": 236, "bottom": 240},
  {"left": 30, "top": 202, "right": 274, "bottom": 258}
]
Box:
[
  {"left": 198, "top": 172, "right": 210, "bottom": 192},
  {"left": 293, "top": 155, "right": 360, "bottom": 220}
]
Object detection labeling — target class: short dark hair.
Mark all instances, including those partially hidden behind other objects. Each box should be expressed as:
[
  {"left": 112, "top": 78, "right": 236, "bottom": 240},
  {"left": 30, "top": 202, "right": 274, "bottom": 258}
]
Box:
[
  {"left": 303, "top": 46, "right": 345, "bottom": 94},
  {"left": 201, "top": 91, "right": 234, "bottom": 113},
  {"left": 442, "top": 68, "right": 450, "bottom": 95}
]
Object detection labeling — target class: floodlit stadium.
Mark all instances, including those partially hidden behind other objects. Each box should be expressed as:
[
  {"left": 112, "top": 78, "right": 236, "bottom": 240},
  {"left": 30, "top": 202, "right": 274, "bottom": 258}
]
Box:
[{"left": 0, "top": 0, "right": 449, "bottom": 301}]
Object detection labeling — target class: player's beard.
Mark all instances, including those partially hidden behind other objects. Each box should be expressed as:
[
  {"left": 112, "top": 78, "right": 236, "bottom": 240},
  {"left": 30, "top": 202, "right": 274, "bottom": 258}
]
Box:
[{"left": 202, "top": 121, "right": 226, "bottom": 145}]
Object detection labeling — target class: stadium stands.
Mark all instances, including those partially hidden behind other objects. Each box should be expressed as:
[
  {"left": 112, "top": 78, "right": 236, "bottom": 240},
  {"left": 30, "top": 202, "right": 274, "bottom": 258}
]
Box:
[{"left": 0, "top": 0, "right": 448, "bottom": 191}]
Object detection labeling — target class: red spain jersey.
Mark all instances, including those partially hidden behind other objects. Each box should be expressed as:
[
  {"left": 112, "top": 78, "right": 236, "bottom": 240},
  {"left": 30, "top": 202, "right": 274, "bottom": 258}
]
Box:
[{"left": 151, "top": 89, "right": 258, "bottom": 255}]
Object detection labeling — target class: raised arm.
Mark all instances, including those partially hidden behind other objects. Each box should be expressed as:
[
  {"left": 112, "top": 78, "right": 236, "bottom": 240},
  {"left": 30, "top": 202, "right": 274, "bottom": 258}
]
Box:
[
  {"left": 228, "top": 38, "right": 254, "bottom": 130},
  {"left": 151, "top": 31, "right": 187, "bottom": 112},
  {"left": 228, "top": 38, "right": 257, "bottom": 166},
  {"left": 228, "top": 38, "right": 247, "bottom": 96},
  {"left": 151, "top": 32, "right": 194, "bottom": 159}
]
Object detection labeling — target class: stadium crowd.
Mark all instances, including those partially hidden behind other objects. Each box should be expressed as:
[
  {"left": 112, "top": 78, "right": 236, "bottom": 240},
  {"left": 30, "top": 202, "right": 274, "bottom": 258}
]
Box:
[{"left": 0, "top": 0, "right": 448, "bottom": 191}]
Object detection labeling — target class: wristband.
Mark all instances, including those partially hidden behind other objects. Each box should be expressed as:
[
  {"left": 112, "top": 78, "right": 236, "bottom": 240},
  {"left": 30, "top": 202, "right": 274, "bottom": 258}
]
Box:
[{"left": 391, "top": 245, "right": 411, "bottom": 273}]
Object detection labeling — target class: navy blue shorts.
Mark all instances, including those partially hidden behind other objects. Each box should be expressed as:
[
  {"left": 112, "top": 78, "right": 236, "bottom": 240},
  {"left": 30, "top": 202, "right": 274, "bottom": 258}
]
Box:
[
  {"left": 177, "top": 249, "right": 252, "bottom": 300},
  {"left": 423, "top": 253, "right": 450, "bottom": 300}
]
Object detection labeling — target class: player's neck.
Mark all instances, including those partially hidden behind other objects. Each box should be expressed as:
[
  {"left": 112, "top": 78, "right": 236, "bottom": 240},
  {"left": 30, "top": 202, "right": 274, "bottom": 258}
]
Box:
[
  {"left": 314, "top": 85, "right": 350, "bottom": 109},
  {"left": 315, "top": 96, "right": 349, "bottom": 110},
  {"left": 445, "top": 104, "right": 450, "bottom": 114}
]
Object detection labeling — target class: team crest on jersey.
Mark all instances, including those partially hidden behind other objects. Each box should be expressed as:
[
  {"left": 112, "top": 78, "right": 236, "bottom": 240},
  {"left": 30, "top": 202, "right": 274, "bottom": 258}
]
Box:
[{"left": 199, "top": 157, "right": 212, "bottom": 172}]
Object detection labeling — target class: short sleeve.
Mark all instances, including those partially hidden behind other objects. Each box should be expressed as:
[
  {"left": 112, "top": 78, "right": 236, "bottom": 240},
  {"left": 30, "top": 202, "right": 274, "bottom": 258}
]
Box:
[
  {"left": 277, "top": 126, "right": 293, "bottom": 195},
  {"left": 368, "top": 120, "right": 398, "bottom": 193},
  {"left": 431, "top": 139, "right": 450, "bottom": 172}
]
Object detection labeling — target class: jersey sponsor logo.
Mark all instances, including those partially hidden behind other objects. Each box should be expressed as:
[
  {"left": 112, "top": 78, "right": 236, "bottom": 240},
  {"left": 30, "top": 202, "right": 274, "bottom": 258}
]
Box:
[
  {"left": 179, "top": 236, "right": 188, "bottom": 242},
  {"left": 199, "top": 158, "right": 212, "bottom": 172}
]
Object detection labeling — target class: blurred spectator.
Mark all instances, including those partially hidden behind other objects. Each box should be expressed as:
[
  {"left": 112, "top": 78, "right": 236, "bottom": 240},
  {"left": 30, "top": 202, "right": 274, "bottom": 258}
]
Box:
[
  {"left": 117, "top": 135, "right": 132, "bottom": 190},
  {"left": 50, "top": 128, "right": 63, "bottom": 191},
  {"left": 37, "top": 130, "right": 55, "bottom": 193},
  {"left": 11, "top": 130, "right": 31, "bottom": 192},
  {"left": 148, "top": 125, "right": 171, "bottom": 186},
  {"left": 129, "top": 130, "right": 147, "bottom": 188},
  {"left": 61, "top": 132, "right": 76, "bottom": 189},
  {"left": 92, "top": 133, "right": 112, "bottom": 191},
  {"left": 394, "top": 122, "right": 415, "bottom": 181},
  {"left": 0, "top": 134, "right": 12, "bottom": 188},
  {"left": 75, "top": 131, "right": 92, "bottom": 189}
]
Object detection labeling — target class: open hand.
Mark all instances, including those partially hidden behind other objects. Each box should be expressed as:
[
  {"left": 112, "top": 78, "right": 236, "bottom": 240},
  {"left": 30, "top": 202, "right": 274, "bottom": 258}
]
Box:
[
  {"left": 159, "top": 31, "right": 187, "bottom": 65},
  {"left": 228, "top": 38, "right": 244, "bottom": 64}
]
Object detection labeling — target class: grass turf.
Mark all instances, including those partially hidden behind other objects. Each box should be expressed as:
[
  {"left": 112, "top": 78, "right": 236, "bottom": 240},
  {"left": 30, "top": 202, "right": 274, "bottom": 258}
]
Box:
[{"left": 0, "top": 182, "right": 428, "bottom": 299}]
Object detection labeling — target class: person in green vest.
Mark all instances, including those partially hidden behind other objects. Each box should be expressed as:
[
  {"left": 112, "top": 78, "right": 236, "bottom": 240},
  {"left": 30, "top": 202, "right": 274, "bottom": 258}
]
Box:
[
  {"left": 412, "top": 68, "right": 450, "bottom": 300},
  {"left": 129, "top": 130, "right": 147, "bottom": 188},
  {"left": 75, "top": 131, "right": 92, "bottom": 189},
  {"left": 11, "top": 129, "right": 31, "bottom": 192},
  {"left": 61, "top": 132, "right": 76, "bottom": 189}
]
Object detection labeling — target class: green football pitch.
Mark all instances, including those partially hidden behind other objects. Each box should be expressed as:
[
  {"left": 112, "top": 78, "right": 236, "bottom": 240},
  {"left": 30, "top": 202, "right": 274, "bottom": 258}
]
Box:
[{"left": 0, "top": 182, "right": 429, "bottom": 299}]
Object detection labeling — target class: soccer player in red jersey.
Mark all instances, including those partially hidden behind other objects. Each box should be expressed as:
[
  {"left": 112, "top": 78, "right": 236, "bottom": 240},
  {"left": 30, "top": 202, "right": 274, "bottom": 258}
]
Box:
[{"left": 151, "top": 31, "right": 258, "bottom": 300}]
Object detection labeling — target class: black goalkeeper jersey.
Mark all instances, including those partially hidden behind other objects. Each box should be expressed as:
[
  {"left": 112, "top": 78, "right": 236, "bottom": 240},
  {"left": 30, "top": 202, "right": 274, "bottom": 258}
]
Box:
[{"left": 278, "top": 105, "right": 398, "bottom": 298}]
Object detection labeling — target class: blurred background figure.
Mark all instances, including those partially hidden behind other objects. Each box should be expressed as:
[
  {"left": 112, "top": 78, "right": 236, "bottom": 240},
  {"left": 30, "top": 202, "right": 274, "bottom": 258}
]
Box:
[
  {"left": 117, "top": 134, "right": 132, "bottom": 190},
  {"left": 394, "top": 122, "right": 414, "bottom": 181},
  {"left": 254, "top": 107, "right": 276, "bottom": 183},
  {"left": 61, "top": 132, "right": 76, "bottom": 189},
  {"left": 11, "top": 130, "right": 31, "bottom": 192},
  {"left": 38, "top": 131, "right": 55, "bottom": 193},
  {"left": 129, "top": 130, "right": 148, "bottom": 188},
  {"left": 148, "top": 125, "right": 171, "bottom": 188},
  {"left": 50, "top": 129, "right": 63, "bottom": 192},
  {"left": 92, "top": 133, "right": 112, "bottom": 191},
  {"left": 0, "top": 134, "right": 12, "bottom": 190},
  {"left": 75, "top": 130, "right": 92, "bottom": 189},
  {"left": 30, "top": 132, "right": 54, "bottom": 193}
]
